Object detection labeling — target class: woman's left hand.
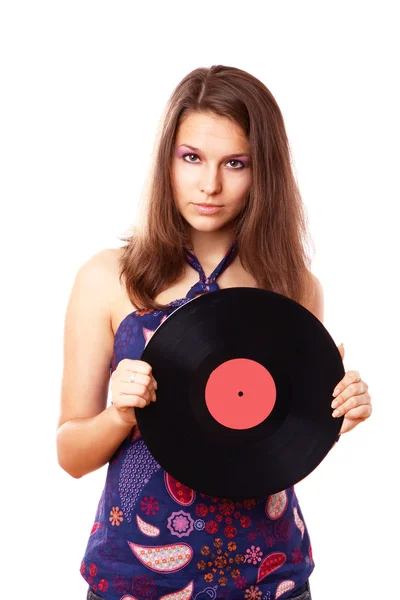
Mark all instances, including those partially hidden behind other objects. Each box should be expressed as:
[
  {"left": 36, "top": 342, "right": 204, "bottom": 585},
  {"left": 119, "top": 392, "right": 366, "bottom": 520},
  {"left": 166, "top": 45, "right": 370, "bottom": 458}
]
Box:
[{"left": 331, "top": 343, "right": 372, "bottom": 434}]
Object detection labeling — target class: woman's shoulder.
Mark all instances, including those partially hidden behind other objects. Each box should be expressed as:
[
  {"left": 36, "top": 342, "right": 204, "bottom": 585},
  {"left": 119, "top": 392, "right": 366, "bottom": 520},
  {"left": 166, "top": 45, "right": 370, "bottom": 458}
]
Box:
[
  {"left": 87, "top": 246, "right": 121, "bottom": 268},
  {"left": 76, "top": 247, "right": 127, "bottom": 311},
  {"left": 77, "top": 247, "right": 121, "bottom": 290},
  {"left": 84, "top": 247, "right": 140, "bottom": 333}
]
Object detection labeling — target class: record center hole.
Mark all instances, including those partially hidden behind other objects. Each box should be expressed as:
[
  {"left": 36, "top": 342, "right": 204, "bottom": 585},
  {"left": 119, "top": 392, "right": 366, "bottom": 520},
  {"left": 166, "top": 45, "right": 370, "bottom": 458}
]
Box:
[{"left": 238, "top": 391, "right": 244, "bottom": 397}]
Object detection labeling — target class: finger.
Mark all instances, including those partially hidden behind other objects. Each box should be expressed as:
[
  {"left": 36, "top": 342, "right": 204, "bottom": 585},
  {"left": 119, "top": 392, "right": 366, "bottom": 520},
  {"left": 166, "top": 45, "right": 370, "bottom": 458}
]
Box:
[
  {"left": 124, "top": 377, "right": 157, "bottom": 401},
  {"left": 126, "top": 370, "right": 158, "bottom": 389},
  {"left": 332, "top": 370, "right": 361, "bottom": 398},
  {"left": 129, "top": 392, "right": 155, "bottom": 408},
  {"left": 121, "top": 371, "right": 153, "bottom": 388},
  {"left": 120, "top": 358, "right": 153, "bottom": 377},
  {"left": 332, "top": 391, "right": 370, "bottom": 418},
  {"left": 331, "top": 380, "right": 366, "bottom": 409},
  {"left": 119, "top": 381, "right": 154, "bottom": 402},
  {"left": 114, "top": 395, "right": 148, "bottom": 409},
  {"left": 121, "top": 373, "right": 157, "bottom": 394},
  {"left": 112, "top": 362, "right": 158, "bottom": 389},
  {"left": 340, "top": 404, "right": 372, "bottom": 421}
]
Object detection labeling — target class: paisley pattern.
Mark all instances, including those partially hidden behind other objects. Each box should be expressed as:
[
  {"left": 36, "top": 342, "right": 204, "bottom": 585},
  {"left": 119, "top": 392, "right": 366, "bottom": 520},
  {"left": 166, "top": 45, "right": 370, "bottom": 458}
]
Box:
[
  {"left": 80, "top": 241, "right": 315, "bottom": 599},
  {"left": 143, "top": 326, "right": 156, "bottom": 346},
  {"left": 293, "top": 507, "right": 305, "bottom": 539},
  {"left": 275, "top": 580, "right": 296, "bottom": 598},
  {"left": 257, "top": 552, "right": 286, "bottom": 583},
  {"left": 90, "top": 522, "right": 100, "bottom": 536},
  {"left": 136, "top": 514, "right": 161, "bottom": 537},
  {"left": 128, "top": 541, "right": 193, "bottom": 573},
  {"left": 266, "top": 491, "right": 288, "bottom": 520},
  {"left": 165, "top": 472, "right": 197, "bottom": 506}
]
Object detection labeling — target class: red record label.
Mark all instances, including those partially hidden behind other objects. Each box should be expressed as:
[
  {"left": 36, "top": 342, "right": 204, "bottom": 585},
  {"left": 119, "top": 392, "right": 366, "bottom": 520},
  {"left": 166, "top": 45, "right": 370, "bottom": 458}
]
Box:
[{"left": 205, "top": 358, "right": 276, "bottom": 429}]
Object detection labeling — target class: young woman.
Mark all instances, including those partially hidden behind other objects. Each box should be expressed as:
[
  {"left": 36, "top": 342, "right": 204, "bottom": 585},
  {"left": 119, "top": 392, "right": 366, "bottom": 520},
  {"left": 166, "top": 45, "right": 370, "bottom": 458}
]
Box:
[{"left": 57, "top": 65, "right": 372, "bottom": 600}]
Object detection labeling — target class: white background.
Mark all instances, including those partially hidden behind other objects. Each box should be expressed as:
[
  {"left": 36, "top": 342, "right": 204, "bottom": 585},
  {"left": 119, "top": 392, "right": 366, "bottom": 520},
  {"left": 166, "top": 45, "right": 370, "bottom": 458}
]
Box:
[{"left": 1, "top": 1, "right": 399, "bottom": 599}]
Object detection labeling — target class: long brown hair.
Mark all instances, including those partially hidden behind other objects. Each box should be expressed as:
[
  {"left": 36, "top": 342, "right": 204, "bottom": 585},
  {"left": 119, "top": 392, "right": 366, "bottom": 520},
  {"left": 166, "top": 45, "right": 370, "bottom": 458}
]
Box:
[{"left": 118, "top": 65, "right": 315, "bottom": 311}]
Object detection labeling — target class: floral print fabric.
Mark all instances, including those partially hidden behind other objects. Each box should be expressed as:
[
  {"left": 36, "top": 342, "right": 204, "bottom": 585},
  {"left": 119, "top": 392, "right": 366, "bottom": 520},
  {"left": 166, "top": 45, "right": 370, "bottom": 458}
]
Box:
[{"left": 80, "top": 242, "right": 314, "bottom": 599}]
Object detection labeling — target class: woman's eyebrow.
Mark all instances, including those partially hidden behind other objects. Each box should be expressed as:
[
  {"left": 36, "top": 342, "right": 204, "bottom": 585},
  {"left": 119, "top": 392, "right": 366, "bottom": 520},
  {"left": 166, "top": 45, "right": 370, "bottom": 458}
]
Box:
[{"left": 177, "top": 144, "right": 249, "bottom": 160}]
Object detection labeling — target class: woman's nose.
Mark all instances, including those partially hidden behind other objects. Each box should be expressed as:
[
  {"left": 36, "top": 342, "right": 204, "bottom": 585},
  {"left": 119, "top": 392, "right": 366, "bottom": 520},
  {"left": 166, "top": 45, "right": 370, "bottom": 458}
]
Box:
[{"left": 199, "top": 166, "right": 222, "bottom": 195}]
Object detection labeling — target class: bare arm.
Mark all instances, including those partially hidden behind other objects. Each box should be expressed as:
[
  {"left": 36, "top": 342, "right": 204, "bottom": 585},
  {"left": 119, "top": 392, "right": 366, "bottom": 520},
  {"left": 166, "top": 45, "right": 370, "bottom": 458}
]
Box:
[{"left": 56, "top": 250, "right": 133, "bottom": 478}]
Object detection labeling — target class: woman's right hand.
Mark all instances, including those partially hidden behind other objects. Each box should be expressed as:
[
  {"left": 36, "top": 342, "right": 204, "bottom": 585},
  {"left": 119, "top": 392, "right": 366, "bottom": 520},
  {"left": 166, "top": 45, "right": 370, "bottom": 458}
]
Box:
[{"left": 110, "top": 358, "right": 157, "bottom": 426}]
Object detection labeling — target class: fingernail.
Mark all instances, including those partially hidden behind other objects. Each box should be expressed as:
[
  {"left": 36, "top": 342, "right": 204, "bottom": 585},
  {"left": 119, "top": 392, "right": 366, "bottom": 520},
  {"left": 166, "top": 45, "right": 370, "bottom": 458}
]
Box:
[
  {"left": 333, "top": 388, "right": 339, "bottom": 397},
  {"left": 331, "top": 400, "right": 338, "bottom": 408},
  {"left": 332, "top": 409, "right": 340, "bottom": 417}
]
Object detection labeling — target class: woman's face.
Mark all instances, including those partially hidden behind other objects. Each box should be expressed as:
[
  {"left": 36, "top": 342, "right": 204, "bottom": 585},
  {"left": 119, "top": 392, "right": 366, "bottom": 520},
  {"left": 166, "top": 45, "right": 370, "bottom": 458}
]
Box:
[{"left": 171, "top": 111, "right": 252, "bottom": 235}]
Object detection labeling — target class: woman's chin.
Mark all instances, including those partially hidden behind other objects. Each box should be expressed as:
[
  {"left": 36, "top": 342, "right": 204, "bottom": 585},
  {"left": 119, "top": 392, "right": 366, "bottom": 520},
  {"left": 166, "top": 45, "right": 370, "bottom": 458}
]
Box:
[{"left": 185, "top": 218, "right": 230, "bottom": 233}]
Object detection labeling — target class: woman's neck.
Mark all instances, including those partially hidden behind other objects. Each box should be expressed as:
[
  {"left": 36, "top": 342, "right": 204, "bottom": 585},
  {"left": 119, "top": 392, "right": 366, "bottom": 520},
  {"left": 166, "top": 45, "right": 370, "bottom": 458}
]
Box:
[{"left": 187, "top": 229, "right": 236, "bottom": 263}]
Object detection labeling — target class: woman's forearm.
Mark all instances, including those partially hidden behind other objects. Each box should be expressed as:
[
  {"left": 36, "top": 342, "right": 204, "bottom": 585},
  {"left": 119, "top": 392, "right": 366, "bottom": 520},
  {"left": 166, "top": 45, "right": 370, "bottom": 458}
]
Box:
[{"left": 56, "top": 406, "right": 134, "bottom": 478}]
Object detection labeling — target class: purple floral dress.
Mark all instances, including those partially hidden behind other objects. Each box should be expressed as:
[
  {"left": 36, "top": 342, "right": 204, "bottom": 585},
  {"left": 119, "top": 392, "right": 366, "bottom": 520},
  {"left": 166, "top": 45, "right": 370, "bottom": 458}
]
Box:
[{"left": 80, "top": 241, "right": 314, "bottom": 600}]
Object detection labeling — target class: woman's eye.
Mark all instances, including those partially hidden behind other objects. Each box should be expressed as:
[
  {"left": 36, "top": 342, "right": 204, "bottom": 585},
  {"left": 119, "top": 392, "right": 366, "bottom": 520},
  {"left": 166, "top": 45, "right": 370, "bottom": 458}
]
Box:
[
  {"left": 227, "top": 159, "right": 245, "bottom": 169},
  {"left": 183, "top": 153, "right": 200, "bottom": 163},
  {"left": 182, "top": 154, "right": 245, "bottom": 169}
]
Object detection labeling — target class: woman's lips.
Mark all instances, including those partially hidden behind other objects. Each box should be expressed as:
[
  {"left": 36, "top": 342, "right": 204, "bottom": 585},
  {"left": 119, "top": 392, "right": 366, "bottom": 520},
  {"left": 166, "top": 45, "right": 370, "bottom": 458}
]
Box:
[{"left": 192, "top": 203, "right": 223, "bottom": 215}]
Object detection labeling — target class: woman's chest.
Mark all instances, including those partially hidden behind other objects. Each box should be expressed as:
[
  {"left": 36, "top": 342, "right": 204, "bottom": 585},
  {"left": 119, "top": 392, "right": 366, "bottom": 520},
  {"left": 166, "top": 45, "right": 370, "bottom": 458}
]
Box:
[
  {"left": 112, "top": 259, "right": 258, "bottom": 337},
  {"left": 154, "top": 260, "right": 258, "bottom": 306}
]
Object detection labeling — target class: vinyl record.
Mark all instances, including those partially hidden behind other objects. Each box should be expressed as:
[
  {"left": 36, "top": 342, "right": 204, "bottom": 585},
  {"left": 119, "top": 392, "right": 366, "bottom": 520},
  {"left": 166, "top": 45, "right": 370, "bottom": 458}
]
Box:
[{"left": 137, "top": 288, "right": 344, "bottom": 498}]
